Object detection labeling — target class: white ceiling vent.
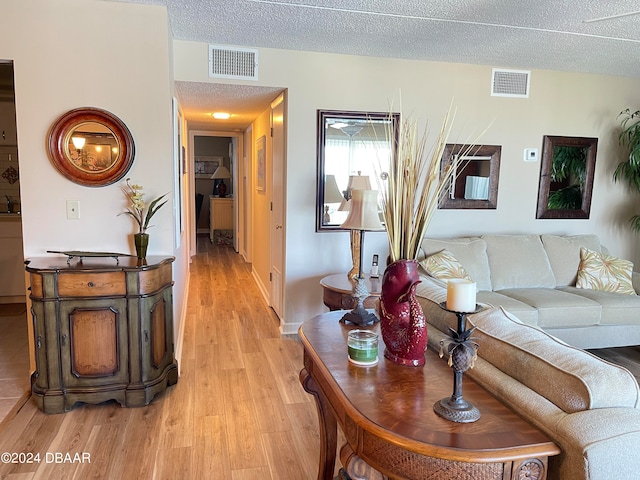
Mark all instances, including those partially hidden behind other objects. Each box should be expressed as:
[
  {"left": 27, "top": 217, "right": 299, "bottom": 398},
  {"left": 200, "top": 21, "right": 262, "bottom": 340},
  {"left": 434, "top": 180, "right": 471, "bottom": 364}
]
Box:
[
  {"left": 209, "top": 45, "right": 258, "bottom": 81},
  {"left": 491, "top": 68, "right": 530, "bottom": 98}
]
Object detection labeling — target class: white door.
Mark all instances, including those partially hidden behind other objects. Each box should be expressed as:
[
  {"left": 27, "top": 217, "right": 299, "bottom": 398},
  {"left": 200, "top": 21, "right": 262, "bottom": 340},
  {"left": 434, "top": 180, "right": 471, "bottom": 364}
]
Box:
[{"left": 270, "top": 94, "right": 285, "bottom": 319}]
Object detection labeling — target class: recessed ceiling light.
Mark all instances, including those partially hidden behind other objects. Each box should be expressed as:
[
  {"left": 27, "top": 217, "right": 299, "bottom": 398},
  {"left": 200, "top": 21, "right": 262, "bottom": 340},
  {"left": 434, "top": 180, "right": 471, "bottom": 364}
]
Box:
[{"left": 212, "top": 112, "right": 231, "bottom": 119}]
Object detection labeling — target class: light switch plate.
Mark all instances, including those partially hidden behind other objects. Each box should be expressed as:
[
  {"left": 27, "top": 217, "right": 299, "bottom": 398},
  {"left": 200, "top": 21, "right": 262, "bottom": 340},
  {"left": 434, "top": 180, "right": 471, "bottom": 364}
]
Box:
[
  {"left": 66, "top": 200, "right": 80, "bottom": 219},
  {"left": 524, "top": 148, "right": 539, "bottom": 162}
]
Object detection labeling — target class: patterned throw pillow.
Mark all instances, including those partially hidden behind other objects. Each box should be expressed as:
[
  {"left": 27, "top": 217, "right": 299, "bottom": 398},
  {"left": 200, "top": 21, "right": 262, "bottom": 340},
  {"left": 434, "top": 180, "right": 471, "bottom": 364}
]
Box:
[
  {"left": 420, "top": 249, "right": 474, "bottom": 283},
  {"left": 576, "top": 247, "right": 636, "bottom": 295}
]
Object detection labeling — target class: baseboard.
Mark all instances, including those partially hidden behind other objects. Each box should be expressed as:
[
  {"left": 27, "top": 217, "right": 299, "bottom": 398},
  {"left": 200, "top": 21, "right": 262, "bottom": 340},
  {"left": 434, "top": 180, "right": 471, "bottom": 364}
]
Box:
[
  {"left": 174, "top": 273, "right": 191, "bottom": 377},
  {"left": 280, "top": 321, "right": 302, "bottom": 336},
  {"left": 251, "top": 268, "right": 270, "bottom": 309}
]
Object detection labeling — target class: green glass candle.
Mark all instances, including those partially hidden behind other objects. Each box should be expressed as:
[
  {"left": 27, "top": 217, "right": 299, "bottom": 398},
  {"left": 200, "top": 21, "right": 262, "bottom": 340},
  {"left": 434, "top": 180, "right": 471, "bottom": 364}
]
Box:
[{"left": 348, "top": 330, "right": 379, "bottom": 366}]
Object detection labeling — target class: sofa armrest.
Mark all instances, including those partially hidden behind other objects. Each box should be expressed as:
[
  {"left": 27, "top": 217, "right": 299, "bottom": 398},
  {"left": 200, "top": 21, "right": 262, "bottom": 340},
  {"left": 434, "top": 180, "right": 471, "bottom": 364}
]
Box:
[{"left": 552, "top": 408, "right": 640, "bottom": 480}]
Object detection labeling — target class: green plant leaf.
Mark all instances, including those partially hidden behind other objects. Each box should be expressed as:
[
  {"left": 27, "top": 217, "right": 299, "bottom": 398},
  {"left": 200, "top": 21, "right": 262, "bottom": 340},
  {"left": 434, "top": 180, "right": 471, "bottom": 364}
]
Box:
[
  {"left": 614, "top": 109, "right": 640, "bottom": 231},
  {"left": 143, "top": 193, "right": 169, "bottom": 230},
  {"left": 629, "top": 215, "right": 640, "bottom": 232}
]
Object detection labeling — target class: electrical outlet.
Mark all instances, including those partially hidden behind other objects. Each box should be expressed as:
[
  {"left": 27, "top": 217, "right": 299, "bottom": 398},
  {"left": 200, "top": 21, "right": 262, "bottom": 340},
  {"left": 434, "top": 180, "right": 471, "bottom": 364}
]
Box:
[{"left": 66, "top": 200, "right": 80, "bottom": 219}]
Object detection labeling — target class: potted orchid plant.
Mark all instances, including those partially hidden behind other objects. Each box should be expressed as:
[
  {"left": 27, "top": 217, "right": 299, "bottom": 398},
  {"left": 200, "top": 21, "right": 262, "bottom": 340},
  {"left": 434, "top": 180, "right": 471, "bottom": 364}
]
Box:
[{"left": 120, "top": 178, "right": 168, "bottom": 259}]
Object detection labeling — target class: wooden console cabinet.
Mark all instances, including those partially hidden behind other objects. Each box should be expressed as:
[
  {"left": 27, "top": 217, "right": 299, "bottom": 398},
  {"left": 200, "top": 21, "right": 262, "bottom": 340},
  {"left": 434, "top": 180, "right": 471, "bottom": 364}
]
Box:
[{"left": 25, "top": 255, "right": 179, "bottom": 413}]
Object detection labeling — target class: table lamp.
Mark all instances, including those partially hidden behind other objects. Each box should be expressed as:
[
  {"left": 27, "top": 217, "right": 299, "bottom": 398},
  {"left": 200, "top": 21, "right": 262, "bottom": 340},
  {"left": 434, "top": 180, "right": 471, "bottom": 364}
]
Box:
[
  {"left": 340, "top": 189, "right": 384, "bottom": 326},
  {"left": 339, "top": 173, "right": 373, "bottom": 279},
  {"left": 338, "top": 172, "right": 372, "bottom": 212},
  {"left": 323, "top": 174, "right": 344, "bottom": 224},
  {"left": 211, "top": 166, "right": 231, "bottom": 197}
]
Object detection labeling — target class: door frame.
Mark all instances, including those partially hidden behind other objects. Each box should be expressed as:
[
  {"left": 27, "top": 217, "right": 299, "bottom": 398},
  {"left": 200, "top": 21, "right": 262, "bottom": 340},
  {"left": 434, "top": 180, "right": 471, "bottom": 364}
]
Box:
[{"left": 188, "top": 130, "right": 244, "bottom": 257}]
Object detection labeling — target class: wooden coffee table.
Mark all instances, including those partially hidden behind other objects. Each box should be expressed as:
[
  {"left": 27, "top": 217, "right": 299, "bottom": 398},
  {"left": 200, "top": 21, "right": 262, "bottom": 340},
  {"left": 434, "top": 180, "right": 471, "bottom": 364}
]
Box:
[
  {"left": 320, "top": 274, "right": 381, "bottom": 311},
  {"left": 299, "top": 311, "right": 560, "bottom": 480}
]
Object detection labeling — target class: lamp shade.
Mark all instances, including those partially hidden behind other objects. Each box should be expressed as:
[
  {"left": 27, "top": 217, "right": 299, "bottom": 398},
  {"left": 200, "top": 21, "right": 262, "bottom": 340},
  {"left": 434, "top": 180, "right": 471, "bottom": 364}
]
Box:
[
  {"left": 340, "top": 190, "right": 384, "bottom": 231},
  {"left": 338, "top": 174, "right": 372, "bottom": 211},
  {"left": 71, "top": 136, "right": 85, "bottom": 149},
  {"left": 324, "top": 175, "right": 344, "bottom": 203},
  {"left": 210, "top": 166, "right": 231, "bottom": 179}
]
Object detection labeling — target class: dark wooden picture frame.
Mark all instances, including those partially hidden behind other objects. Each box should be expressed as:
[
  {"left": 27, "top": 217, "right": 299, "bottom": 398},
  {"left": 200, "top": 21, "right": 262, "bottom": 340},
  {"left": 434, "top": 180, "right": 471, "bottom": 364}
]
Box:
[
  {"left": 536, "top": 135, "right": 597, "bottom": 219},
  {"left": 439, "top": 144, "right": 501, "bottom": 209},
  {"left": 316, "top": 109, "right": 400, "bottom": 231}
]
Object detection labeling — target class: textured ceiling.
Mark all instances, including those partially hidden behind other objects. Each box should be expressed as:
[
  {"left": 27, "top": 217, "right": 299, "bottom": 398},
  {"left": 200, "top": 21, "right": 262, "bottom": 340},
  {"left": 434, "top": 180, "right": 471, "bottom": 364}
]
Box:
[
  {"left": 111, "top": 0, "right": 640, "bottom": 130},
  {"left": 175, "top": 82, "right": 283, "bottom": 131}
]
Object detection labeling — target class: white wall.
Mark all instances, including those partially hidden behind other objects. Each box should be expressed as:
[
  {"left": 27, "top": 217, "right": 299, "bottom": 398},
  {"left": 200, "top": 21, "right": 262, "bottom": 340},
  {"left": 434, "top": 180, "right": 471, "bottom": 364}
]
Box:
[
  {"left": 174, "top": 40, "right": 640, "bottom": 333},
  {"left": 1, "top": 0, "right": 190, "bottom": 361}
]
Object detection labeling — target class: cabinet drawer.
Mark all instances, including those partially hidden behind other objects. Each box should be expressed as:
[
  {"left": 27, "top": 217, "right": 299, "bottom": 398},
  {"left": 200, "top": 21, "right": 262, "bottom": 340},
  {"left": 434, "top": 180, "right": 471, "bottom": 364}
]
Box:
[
  {"left": 139, "top": 263, "right": 172, "bottom": 295},
  {"left": 58, "top": 272, "right": 126, "bottom": 297}
]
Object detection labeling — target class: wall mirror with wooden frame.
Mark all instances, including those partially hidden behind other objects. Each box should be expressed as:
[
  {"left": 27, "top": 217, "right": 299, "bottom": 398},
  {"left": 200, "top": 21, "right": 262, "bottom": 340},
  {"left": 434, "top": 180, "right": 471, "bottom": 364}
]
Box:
[
  {"left": 316, "top": 110, "right": 399, "bottom": 231},
  {"left": 439, "top": 144, "right": 501, "bottom": 209},
  {"left": 536, "top": 135, "right": 597, "bottom": 219},
  {"left": 47, "top": 107, "right": 135, "bottom": 187}
]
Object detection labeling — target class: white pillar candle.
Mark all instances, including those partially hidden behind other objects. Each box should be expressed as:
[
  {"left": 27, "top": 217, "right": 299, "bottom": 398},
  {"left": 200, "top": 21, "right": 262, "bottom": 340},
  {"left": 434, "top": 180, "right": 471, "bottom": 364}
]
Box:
[{"left": 446, "top": 278, "right": 477, "bottom": 313}]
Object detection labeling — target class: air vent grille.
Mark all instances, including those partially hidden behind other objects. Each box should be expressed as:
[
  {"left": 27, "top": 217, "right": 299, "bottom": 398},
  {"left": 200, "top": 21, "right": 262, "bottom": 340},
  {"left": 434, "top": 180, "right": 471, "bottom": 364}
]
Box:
[
  {"left": 491, "top": 68, "right": 530, "bottom": 98},
  {"left": 209, "top": 45, "right": 258, "bottom": 81}
]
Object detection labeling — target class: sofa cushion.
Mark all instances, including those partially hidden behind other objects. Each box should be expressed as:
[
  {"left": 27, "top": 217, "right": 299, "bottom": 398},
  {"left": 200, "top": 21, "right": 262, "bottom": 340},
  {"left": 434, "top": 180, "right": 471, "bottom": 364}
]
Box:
[
  {"left": 495, "top": 288, "right": 601, "bottom": 328},
  {"left": 420, "top": 237, "right": 492, "bottom": 291},
  {"left": 467, "top": 306, "right": 640, "bottom": 413},
  {"left": 541, "top": 234, "right": 601, "bottom": 286},
  {"left": 482, "top": 234, "right": 556, "bottom": 290},
  {"left": 576, "top": 247, "right": 636, "bottom": 295},
  {"left": 420, "top": 249, "right": 473, "bottom": 283},
  {"left": 476, "top": 290, "right": 539, "bottom": 325},
  {"left": 559, "top": 286, "right": 640, "bottom": 325}
]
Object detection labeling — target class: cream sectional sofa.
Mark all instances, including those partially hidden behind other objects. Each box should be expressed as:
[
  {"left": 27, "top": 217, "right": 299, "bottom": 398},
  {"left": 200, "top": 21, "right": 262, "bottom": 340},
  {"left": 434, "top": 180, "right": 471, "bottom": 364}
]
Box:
[
  {"left": 415, "top": 281, "right": 640, "bottom": 480},
  {"left": 419, "top": 234, "right": 640, "bottom": 349}
]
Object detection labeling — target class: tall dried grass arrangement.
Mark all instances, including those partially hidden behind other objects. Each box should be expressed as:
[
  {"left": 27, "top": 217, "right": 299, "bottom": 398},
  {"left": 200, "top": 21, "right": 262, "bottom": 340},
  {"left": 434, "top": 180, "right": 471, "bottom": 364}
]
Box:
[{"left": 378, "top": 106, "right": 460, "bottom": 263}]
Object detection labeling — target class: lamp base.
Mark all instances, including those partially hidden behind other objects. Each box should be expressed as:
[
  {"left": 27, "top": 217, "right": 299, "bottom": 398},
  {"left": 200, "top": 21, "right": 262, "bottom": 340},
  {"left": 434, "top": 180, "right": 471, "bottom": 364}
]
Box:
[
  {"left": 216, "top": 181, "right": 227, "bottom": 197},
  {"left": 341, "top": 306, "right": 379, "bottom": 327},
  {"left": 340, "top": 276, "right": 379, "bottom": 326},
  {"left": 433, "top": 397, "right": 480, "bottom": 423}
]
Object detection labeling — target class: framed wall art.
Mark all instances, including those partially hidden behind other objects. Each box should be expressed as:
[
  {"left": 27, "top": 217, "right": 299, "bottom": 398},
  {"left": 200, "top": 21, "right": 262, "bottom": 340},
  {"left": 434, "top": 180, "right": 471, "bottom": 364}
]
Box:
[{"left": 256, "top": 135, "right": 266, "bottom": 191}]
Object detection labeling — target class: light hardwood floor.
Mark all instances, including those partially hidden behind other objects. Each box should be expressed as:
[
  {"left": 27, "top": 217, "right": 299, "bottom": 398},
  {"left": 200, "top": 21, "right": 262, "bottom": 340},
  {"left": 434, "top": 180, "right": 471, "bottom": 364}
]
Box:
[
  {"left": 0, "top": 238, "right": 331, "bottom": 480},
  {"left": 0, "top": 306, "right": 29, "bottom": 424},
  {"left": 2, "top": 238, "right": 640, "bottom": 480}
]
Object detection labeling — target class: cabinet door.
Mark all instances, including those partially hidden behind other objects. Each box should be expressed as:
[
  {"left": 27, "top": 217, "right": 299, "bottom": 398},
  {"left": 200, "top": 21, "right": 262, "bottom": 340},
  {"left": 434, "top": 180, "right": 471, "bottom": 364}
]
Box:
[
  {"left": 30, "top": 302, "right": 50, "bottom": 391},
  {"left": 140, "top": 288, "right": 174, "bottom": 382},
  {"left": 58, "top": 299, "right": 129, "bottom": 388}
]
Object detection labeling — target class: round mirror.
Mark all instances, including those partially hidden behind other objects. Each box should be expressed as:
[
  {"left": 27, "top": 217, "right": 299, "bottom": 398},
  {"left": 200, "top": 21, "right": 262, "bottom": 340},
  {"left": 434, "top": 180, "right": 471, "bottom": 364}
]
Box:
[{"left": 48, "top": 107, "right": 135, "bottom": 187}]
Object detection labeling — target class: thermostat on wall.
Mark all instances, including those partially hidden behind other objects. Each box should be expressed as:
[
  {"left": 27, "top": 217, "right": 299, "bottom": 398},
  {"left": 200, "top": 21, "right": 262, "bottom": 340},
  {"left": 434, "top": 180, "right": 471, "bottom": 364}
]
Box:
[{"left": 524, "top": 148, "right": 539, "bottom": 162}]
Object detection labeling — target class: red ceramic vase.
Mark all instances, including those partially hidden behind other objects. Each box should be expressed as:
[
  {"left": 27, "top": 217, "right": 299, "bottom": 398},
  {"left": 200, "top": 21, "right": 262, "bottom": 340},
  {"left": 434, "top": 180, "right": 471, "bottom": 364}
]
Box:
[{"left": 379, "top": 259, "right": 427, "bottom": 366}]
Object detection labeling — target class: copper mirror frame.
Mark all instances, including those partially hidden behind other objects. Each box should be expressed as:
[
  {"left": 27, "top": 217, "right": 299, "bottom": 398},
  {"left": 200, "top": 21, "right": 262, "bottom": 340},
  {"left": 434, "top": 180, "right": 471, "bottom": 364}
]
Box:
[
  {"left": 536, "top": 135, "right": 597, "bottom": 219},
  {"left": 47, "top": 107, "right": 135, "bottom": 187}
]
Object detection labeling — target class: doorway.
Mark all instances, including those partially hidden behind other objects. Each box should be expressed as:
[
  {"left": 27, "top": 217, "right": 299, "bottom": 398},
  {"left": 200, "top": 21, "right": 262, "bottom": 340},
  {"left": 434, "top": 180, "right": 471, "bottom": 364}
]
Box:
[
  {"left": 193, "top": 134, "right": 235, "bottom": 245},
  {"left": 178, "top": 85, "right": 286, "bottom": 325},
  {"left": 189, "top": 131, "right": 244, "bottom": 255},
  {"left": 0, "top": 60, "right": 29, "bottom": 422}
]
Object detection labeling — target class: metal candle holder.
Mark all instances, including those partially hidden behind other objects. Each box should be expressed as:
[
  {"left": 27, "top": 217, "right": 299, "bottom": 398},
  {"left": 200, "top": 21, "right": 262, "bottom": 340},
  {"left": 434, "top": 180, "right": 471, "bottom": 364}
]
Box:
[{"left": 433, "top": 302, "right": 481, "bottom": 423}]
